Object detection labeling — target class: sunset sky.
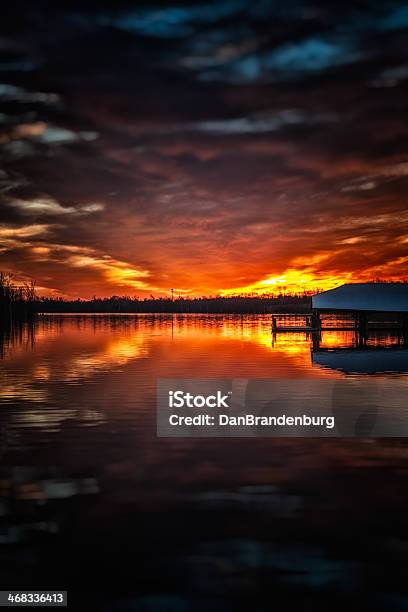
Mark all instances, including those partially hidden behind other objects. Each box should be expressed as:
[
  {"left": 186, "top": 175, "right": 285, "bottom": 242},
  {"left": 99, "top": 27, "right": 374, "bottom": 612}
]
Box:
[{"left": 1, "top": 1, "right": 408, "bottom": 298}]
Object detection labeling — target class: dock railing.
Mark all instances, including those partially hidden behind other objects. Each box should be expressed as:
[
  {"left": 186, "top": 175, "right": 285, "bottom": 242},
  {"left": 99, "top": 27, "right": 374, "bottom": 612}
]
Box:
[{"left": 271, "top": 312, "right": 408, "bottom": 335}]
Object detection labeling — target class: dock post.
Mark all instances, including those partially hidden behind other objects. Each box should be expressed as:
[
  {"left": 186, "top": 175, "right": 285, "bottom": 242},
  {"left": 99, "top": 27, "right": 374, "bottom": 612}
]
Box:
[
  {"left": 357, "top": 312, "right": 367, "bottom": 346},
  {"left": 311, "top": 311, "right": 321, "bottom": 331},
  {"left": 312, "top": 331, "right": 321, "bottom": 351},
  {"left": 403, "top": 315, "right": 408, "bottom": 346},
  {"left": 358, "top": 312, "right": 367, "bottom": 335},
  {"left": 272, "top": 316, "right": 277, "bottom": 332}
]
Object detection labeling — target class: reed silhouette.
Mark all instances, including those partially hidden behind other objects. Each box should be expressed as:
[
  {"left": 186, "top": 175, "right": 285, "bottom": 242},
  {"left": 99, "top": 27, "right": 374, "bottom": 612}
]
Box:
[{"left": 0, "top": 272, "right": 36, "bottom": 322}]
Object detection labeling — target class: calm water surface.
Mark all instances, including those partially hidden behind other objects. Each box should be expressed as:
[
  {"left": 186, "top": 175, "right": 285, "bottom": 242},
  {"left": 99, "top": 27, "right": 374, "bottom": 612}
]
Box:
[{"left": 0, "top": 314, "right": 408, "bottom": 611}]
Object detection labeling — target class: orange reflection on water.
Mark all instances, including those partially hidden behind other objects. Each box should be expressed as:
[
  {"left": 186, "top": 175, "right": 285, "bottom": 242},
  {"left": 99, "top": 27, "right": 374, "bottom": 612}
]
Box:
[
  {"left": 317, "top": 329, "right": 402, "bottom": 349},
  {"left": 1, "top": 315, "right": 406, "bottom": 412}
]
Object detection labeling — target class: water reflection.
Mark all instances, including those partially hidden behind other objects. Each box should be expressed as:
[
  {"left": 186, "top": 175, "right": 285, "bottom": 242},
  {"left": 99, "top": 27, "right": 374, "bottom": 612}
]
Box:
[
  {"left": 0, "top": 315, "right": 408, "bottom": 608},
  {"left": 309, "top": 317, "right": 408, "bottom": 375},
  {"left": 313, "top": 348, "right": 408, "bottom": 375}
]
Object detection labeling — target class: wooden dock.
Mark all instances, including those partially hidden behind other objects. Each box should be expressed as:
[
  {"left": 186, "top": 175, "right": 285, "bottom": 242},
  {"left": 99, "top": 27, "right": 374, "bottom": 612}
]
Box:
[
  {"left": 271, "top": 312, "right": 408, "bottom": 337},
  {"left": 271, "top": 313, "right": 322, "bottom": 332},
  {"left": 274, "top": 326, "right": 314, "bottom": 332},
  {"left": 273, "top": 325, "right": 359, "bottom": 332}
]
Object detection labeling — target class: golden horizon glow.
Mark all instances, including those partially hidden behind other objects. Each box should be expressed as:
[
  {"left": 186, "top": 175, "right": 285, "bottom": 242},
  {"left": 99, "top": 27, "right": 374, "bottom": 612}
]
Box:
[{"left": 219, "top": 269, "right": 352, "bottom": 297}]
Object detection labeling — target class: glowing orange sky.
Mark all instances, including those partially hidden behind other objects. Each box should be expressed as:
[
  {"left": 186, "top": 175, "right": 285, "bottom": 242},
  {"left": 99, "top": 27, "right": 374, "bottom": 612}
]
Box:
[
  {"left": 1, "top": 144, "right": 407, "bottom": 298},
  {"left": 1, "top": 178, "right": 407, "bottom": 299}
]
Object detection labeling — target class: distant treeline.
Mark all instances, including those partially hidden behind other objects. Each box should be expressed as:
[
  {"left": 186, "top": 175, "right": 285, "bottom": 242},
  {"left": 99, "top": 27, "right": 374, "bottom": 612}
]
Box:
[
  {"left": 0, "top": 272, "right": 36, "bottom": 321},
  {"left": 39, "top": 294, "right": 311, "bottom": 314}
]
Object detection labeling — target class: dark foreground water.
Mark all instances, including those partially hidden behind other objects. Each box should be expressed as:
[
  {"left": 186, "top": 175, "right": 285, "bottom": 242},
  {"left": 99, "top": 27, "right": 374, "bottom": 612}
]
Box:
[{"left": 0, "top": 314, "right": 408, "bottom": 611}]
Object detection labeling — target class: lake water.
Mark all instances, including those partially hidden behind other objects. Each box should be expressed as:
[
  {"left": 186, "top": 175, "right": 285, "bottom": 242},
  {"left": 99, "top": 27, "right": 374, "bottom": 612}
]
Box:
[{"left": 1, "top": 314, "right": 408, "bottom": 611}]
